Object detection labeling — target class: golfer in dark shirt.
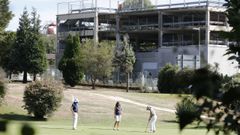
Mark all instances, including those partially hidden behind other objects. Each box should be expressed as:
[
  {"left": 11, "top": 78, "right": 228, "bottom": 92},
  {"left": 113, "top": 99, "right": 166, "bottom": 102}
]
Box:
[{"left": 113, "top": 101, "right": 122, "bottom": 130}]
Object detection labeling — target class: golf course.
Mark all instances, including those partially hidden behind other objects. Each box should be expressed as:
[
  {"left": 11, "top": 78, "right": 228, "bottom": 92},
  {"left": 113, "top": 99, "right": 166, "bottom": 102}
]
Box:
[{"left": 0, "top": 83, "right": 215, "bottom": 135}]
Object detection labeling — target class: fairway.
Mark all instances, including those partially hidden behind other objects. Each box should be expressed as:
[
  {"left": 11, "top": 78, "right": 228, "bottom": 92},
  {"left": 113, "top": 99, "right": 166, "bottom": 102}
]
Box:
[{"left": 0, "top": 83, "right": 213, "bottom": 135}]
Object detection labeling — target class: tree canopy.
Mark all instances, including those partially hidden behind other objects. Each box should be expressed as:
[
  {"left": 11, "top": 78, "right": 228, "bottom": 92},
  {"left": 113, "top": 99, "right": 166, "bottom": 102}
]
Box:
[
  {"left": 224, "top": 0, "right": 240, "bottom": 67},
  {"left": 10, "top": 8, "right": 47, "bottom": 83},
  {"left": 122, "top": 0, "right": 153, "bottom": 10},
  {"left": 58, "top": 34, "right": 83, "bottom": 87},
  {"left": 114, "top": 34, "right": 136, "bottom": 92},
  {"left": 0, "top": 0, "right": 13, "bottom": 32},
  {"left": 80, "top": 40, "right": 115, "bottom": 89}
]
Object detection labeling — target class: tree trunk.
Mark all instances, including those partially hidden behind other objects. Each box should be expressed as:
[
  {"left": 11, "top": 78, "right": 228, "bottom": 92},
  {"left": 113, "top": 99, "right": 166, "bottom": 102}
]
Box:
[
  {"left": 91, "top": 76, "right": 96, "bottom": 90},
  {"left": 9, "top": 72, "right": 12, "bottom": 80},
  {"left": 126, "top": 72, "right": 129, "bottom": 92},
  {"left": 23, "top": 71, "right": 28, "bottom": 83},
  {"left": 33, "top": 73, "right": 36, "bottom": 81}
]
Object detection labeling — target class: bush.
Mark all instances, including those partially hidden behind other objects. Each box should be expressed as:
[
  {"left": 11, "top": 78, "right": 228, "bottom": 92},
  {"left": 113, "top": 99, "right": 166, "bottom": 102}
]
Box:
[
  {"left": 176, "top": 68, "right": 194, "bottom": 94},
  {"left": 0, "top": 69, "right": 6, "bottom": 106},
  {"left": 175, "top": 97, "right": 200, "bottom": 130},
  {"left": 23, "top": 79, "right": 64, "bottom": 119},
  {"left": 191, "top": 66, "right": 224, "bottom": 99},
  {"left": 157, "top": 64, "right": 179, "bottom": 93}
]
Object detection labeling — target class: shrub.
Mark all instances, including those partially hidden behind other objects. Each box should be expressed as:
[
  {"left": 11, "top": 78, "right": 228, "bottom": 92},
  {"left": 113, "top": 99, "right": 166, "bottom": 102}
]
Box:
[
  {"left": 175, "top": 97, "right": 200, "bottom": 130},
  {"left": 176, "top": 68, "right": 194, "bottom": 94},
  {"left": 191, "top": 66, "right": 224, "bottom": 99},
  {"left": 157, "top": 64, "right": 179, "bottom": 93},
  {"left": 0, "top": 69, "right": 6, "bottom": 106},
  {"left": 23, "top": 79, "right": 64, "bottom": 119}
]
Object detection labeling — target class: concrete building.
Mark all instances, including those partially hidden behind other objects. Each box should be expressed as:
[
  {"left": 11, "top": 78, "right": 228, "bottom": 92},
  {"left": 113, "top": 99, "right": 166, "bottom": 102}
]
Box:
[{"left": 56, "top": 0, "right": 238, "bottom": 78}]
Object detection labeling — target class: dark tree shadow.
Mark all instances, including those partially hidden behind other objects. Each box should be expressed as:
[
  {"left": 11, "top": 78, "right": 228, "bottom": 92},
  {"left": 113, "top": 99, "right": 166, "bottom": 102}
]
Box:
[
  {"left": 0, "top": 113, "right": 47, "bottom": 121},
  {"left": 89, "top": 127, "right": 145, "bottom": 133},
  {"left": 41, "top": 127, "right": 71, "bottom": 130},
  {"left": 162, "top": 120, "right": 178, "bottom": 123},
  {"left": 88, "top": 127, "right": 114, "bottom": 131}
]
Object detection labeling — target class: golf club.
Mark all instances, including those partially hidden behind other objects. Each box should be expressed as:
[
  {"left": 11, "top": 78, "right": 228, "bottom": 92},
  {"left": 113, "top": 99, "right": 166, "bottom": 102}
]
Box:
[{"left": 145, "top": 120, "right": 149, "bottom": 133}]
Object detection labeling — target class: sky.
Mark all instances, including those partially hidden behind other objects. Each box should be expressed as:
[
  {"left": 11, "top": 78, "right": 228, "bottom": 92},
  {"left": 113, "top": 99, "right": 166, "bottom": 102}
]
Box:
[{"left": 6, "top": 0, "right": 225, "bottom": 31}]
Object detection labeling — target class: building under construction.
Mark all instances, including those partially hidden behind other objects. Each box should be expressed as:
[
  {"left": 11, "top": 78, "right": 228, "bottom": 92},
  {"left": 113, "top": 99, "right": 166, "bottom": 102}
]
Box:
[{"left": 56, "top": 0, "right": 238, "bottom": 77}]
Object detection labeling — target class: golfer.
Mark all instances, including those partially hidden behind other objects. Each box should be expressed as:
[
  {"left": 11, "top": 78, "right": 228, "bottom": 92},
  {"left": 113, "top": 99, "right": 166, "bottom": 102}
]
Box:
[
  {"left": 146, "top": 106, "right": 157, "bottom": 133},
  {"left": 113, "top": 101, "right": 122, "bottom": 130},
  {"left": 71, "top": 97, "right": 79, "bottom": 130}
]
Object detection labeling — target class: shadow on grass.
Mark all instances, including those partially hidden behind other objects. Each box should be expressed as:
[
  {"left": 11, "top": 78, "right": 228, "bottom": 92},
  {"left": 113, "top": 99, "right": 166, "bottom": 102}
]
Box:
[
  {"left": 162, "top": 120, "right": 178, "bottom": 123},
  {"left": 41, "top": 127, "right": 71, "bottom": 130},
  {"left": 88, "top": 127, "right": 113, "bottom": 131},
  {"left": 0, "top": 113, "right": 47, "bottom": 121},
  {"left": 185, "top": 125, "right": 207, "bottom": 129},
  {"left": 89, "top": 127, "right": 145, "bottom": 133}
]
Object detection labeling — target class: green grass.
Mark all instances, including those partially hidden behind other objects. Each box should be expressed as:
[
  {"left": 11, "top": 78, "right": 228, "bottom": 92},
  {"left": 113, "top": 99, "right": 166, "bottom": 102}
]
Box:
[
  {"left": 3, "top": 119, "right": 213, "bottom": 135},
  {"left": 0, "top": 84, "right": 214, "bottom": 135}
]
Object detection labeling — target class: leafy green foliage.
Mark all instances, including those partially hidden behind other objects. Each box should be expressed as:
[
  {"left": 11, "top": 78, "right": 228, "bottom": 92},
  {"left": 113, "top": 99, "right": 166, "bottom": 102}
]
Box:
[
  {"left": 41, "top": 34, "right": 56, "bottom": 54},
  {"left": 177, "top": 68, "right": 240, "bottom": 135},
  {"left": 28, "top": 9, "right": 47, "bottom": 79},
  {"left": 21, "top": 124, "right": 35, "bottom": 135},
  {"left": 0, "top": 32, "right": 15, "bottom": 73},
  {"left": 0, "top": 120, "right": 8, "bottom": 132},
  {"left": 23, "top": 79, "right": 63, "bottom": 119},
  {"left": 9, "top": 8, "right": 47, "bottom": 83},
  {"left": 0, "top": 0, "right": 13, "bottom": 32},
  {"left": 114, "top": 34, "right": 136, "bottom": 92},
  {"left": 122, "top": 0, "right": 153, "bottom": 10},
  {"left": 80, "top": 39, "right": 115, "bottom": 89},
  {"left": 176, "top": 97, "right": 200, "bottom": 130},
  {"left": 223, "top": 0, "right": 240, "bottom": 66},
  {"left": 191, "top": 66, "right": 223, "bottom": 99},
  {"left": 157, "top": 64, "right": 179, "bottom": 93},
  {"left": 58, "top": 35, "right": 83, "bottom": 87},
  {"left": 176, "top": 68, "right": 194, "bottom": 94}
]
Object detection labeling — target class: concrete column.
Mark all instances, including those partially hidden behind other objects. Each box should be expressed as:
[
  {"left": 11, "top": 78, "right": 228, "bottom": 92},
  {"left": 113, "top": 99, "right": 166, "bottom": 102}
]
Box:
[
  {"left": 225, "top": 14, "right": 229, "bottom": 45},
  {"left": 158, "top": 11, "right": 163, "bottom": 48},
  {"left": 205, "top": 8, "right": 210, "bottom": 66},
  {"left": 94, "top": 11, "right": 99, "bottom": 46},
  {"left": 205, "top": 9, "right": 210, "bottom": 46},
  {"left": 116, "top": 14, "right": 120, "bottom": 46}
]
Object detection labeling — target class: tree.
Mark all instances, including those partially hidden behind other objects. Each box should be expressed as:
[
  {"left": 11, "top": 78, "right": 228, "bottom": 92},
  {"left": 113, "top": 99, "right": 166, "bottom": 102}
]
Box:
[
  {"left": 58, "top": 35, "right": 83, "bottom": 87},
  {"left": 0, "top": 0, "right": 13, "bottom": 32},
  {"left": 176, "top": 67, "right": 240, "bottom": 135},
  {"left": 122, "top": 0, "right": 153, "bottom": 10},
  {"left": 114, "top": 34, "right": 136, "bottom": 92},
  {"left": 224, "top": 0, "right": 240, "bottom": 67},
  {"left": 0, "top": 32, "right": 16, "bottom": 69},
  {"left": 0, "top": 0, "right": 13, "bottom": 69},
  {"left": 28, "top": 9, "right": 47, "bottom": 81},
  {"left": 157, "top": 64, "right": 179, "bottom": 93},
  {"left": 10, "top": 8, "right": 47, "bottom": 83},
  {"left": 80, "top": 39, "right": 115, "bottom": 89},
  {"left": 41, "top": 34, "right": 56, "bottom": 54}
]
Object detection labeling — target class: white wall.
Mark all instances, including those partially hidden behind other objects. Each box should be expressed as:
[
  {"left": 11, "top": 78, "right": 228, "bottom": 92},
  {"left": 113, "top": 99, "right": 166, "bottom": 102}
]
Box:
[{"left": 208, "top": 45, "right": 239, "bottom": 76}]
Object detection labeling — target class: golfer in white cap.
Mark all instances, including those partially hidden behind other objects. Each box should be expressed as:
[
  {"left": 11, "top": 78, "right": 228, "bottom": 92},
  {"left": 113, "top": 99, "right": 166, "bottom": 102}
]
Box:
[
  {"left": 71, "top": 97, "right": 79, "bottom": 130},
  {"left": 146, "top": 106, "right": 157, "bottom": 133}
]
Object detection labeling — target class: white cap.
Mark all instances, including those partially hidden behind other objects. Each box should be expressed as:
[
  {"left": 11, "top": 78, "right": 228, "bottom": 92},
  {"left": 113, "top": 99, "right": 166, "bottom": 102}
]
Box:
[{"left": 73, "top": 97, "right": 79, "bottom": 103}]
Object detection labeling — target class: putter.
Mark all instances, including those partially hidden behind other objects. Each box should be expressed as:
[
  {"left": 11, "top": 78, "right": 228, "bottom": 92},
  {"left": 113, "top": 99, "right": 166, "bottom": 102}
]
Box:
[{"left": 145, "top": 121, "right": 149, "bottom": 133}]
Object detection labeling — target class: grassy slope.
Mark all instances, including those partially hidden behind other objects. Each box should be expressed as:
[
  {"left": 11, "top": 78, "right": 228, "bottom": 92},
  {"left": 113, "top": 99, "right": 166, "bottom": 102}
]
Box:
[{"left": 0, "top": 83, "right": 213, "bottom": 135}]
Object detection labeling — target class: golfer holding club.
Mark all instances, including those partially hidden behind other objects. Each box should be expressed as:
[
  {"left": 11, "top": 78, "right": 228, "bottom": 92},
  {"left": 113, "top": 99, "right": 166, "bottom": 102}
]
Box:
[
  {"left": 113, "top": 101, "right": 122, "bottom": 130},
  {"left": 71, "top": 97, "right": 79, "bottom": 130},
  {"left": 146, "top": 106, "right": 157, "bottom": 133}
]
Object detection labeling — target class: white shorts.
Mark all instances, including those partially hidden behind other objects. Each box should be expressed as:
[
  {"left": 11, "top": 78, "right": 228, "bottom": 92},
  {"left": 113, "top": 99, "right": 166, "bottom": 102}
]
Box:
[{"left": 115, "top": 115, "right": 121, "bottom": 122}]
